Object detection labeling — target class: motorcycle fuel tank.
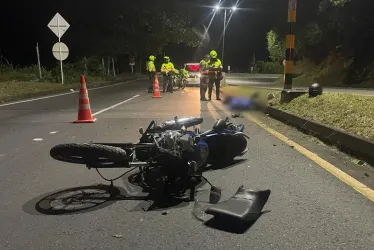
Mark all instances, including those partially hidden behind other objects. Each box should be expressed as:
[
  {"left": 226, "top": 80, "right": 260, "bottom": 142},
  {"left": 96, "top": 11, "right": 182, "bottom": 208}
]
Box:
[{"left": 155, "top": 117, "right": 203, "bottom": 132}]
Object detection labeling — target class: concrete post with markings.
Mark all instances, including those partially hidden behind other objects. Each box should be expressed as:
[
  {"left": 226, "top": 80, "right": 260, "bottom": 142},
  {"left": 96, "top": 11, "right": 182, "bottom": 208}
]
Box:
[{"left": 284, "top": 0, "right": 297, "bottom": 90}]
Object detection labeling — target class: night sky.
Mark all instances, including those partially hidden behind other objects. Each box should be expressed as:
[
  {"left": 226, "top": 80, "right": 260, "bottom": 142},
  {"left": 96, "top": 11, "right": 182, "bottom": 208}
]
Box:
[{"left": 0, "top": 0, "right": 288, "bottom": 71}]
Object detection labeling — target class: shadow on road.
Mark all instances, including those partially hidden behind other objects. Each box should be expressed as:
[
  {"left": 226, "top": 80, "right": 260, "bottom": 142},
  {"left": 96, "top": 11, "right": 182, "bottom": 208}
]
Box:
[
  {"left": 205, "top": 158, "right": 247, "bottom": 172},
  {"left": 22, "top": 184, "right": 190, "bottom": 216}
]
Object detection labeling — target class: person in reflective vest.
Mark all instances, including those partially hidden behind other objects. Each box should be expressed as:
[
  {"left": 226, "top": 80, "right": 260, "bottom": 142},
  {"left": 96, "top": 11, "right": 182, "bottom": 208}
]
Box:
[
  {"left": 160, "top": 56, "right": 175, "bottom": 93},
  {"left": 147, "top": 55, "right": 156, "bottom": 93},
  {"left": 207, "top": 50, "right": 223, "bottom": 101},
  {"left": 199, "top": 54, "right": 210, "bottom": 101}
]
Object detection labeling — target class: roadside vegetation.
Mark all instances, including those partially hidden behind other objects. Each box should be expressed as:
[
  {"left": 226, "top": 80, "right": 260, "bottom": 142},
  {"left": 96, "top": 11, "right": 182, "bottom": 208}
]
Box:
[
  {"left": 223, "top": 85, "right": 374, "bottom": 142},
  {"left": 0, "top": 56, "right": 142, "bottom": 103},
  {"left": 253, "top": 0, "right": 374, "bottom": 89}
]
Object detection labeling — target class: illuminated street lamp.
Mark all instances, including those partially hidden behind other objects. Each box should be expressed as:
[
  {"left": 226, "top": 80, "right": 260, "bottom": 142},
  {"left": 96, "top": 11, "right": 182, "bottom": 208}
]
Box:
[{"left": 213, "top": 5, "right": 237, "bottom": 65}]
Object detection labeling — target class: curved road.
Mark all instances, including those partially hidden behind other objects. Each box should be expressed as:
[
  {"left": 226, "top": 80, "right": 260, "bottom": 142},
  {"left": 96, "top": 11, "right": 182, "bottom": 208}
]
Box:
[{"left": 0, "top": 79, "right": 373, "bottom": 250}]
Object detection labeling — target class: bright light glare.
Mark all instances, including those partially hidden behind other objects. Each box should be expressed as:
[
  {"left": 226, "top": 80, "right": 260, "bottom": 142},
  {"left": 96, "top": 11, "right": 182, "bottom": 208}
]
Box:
[
  {"left": 214, "top": 5, "right": 220, "bottom": 10},
  {"left": 232, "top": 6, "right": 237, "bottom": 11}
]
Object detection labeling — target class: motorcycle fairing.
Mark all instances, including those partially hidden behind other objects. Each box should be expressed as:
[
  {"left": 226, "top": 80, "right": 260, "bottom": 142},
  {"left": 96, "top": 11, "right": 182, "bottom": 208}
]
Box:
[{"left": 205, "top": 185, "right": 271, "bottom": 222}]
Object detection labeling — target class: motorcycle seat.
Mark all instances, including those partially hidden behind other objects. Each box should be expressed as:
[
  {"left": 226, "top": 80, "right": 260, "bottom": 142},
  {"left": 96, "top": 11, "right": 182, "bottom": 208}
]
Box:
[{"left": 205, "top": 185, "right": 271, "bottom": 222}]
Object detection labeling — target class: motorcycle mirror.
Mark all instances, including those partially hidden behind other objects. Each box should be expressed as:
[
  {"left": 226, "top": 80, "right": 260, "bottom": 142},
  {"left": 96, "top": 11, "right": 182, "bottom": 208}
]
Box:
[
  {"left": 209, "top": 186, "right": 222, "bottom": 204},
  {"left": 139, "top": 127, "right": 144, "bottom": 134}
]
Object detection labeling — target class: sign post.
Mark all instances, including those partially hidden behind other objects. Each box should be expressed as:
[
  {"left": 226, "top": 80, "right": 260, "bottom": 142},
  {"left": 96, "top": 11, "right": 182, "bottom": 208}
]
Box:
[
  {"left": 130, "top": 56, "right": 135, "bottom": 74},
  {"left": 36, "top": 43, "right": 42, "bottom": 79},
  {"left": 48, "top": 13, "right": 70, "bottom": 84}
]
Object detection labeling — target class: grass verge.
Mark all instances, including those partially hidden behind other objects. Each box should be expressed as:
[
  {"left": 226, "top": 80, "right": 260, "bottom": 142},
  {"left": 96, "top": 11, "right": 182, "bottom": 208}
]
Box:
[
  {"left": 0, "top": 73, "right": 144, "bottom": 103},
  {"left": 223, "top": 85, "right": 374, "bottom": 142}
]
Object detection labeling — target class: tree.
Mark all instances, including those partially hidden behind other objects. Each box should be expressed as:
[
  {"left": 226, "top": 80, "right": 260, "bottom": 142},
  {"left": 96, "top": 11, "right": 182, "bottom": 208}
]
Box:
[
  {"left": 266, "top": 30, "right": 285, "bottom": 62},
  {"left": 73, "top": 0, "right": 201, "bottom": 58}
]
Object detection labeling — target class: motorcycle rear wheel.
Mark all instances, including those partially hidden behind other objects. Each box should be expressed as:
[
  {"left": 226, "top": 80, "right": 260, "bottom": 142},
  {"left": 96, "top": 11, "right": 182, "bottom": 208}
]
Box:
[{"left": 50, "top": 143, "right": 128, "bottom": 168}]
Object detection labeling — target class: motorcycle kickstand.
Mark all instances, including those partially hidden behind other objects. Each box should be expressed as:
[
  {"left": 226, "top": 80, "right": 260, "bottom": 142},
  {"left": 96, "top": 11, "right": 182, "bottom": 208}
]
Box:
[
  {"left": 108, "top": 180, "right": 116, "bottom": 198},
  {"left": 189, "top": 177, "right": 197, "bottom": 202}
]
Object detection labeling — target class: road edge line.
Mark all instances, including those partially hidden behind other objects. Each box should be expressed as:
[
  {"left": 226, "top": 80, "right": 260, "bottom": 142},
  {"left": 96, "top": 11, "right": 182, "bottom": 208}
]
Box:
[
  {"left": 242, "top": 112, "right": 374, "bottom": 203},
  {"left": 212, "top": 90, "right": 374, "bottom": 203}
]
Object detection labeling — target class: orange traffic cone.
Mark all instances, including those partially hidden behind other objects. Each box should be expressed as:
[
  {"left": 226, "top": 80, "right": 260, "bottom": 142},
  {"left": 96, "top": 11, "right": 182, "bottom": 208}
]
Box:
[
  {"left": 73, "top": 75, "right": 96, "bottom": 123},
  {"left": 152, "top": 74, "right": 162, "bottom": 98}
]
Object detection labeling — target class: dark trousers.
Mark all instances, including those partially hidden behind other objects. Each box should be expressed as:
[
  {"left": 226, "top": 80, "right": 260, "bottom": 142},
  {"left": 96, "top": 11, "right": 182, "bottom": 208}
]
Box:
[
  {"left": 148, "top": 72, "right": 156, "bottom": 92},
  {"left": 200, "top": 76, "right": 208, "bottom": 99},
  {"left": 163, "top": 75, "right": 172, "bottom": 92},
  {"left": 208, "top": 78, "right": 221, "bottom": 99}
]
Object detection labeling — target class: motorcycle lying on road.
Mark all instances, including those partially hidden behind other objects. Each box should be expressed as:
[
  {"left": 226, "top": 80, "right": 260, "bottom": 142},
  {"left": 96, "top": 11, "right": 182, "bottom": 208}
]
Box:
[{"left": 50, "top": 117, "right": 249, "bottom": 202}]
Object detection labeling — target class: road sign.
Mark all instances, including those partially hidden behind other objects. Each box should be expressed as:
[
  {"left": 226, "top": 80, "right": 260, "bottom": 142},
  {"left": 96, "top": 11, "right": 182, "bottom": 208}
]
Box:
[
  {"left": 52, "top": 42, "right": 69, "bottom": 61},
  {"left": 48, "top": 13, "right": 70, "bottom": 39},
  {"left": 130, "top": 56, "right": 135, "bottom": 66},
  {"left": 288, "top": 0, "right": 297, "bottom": 10}
]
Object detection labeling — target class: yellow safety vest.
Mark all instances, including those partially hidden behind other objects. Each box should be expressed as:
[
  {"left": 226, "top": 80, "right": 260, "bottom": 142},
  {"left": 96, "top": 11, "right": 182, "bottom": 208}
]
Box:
[
  {"left": 161, "top": 62, "right": 174, "bottom": 72},
  {"left": 148, "top": 61, "right": 156, "bottom": 72}
]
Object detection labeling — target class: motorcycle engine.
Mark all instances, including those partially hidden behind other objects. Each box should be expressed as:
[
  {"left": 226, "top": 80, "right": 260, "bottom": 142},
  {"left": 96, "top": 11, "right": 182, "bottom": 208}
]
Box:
[{"left": 156, "top": 130, "right": 183, "bottom": 157}]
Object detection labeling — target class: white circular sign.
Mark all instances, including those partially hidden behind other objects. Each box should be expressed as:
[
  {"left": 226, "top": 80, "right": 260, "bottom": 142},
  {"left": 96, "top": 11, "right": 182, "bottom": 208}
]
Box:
[{"left": 52, "top": 42, "right": 69, "bottom": 61}]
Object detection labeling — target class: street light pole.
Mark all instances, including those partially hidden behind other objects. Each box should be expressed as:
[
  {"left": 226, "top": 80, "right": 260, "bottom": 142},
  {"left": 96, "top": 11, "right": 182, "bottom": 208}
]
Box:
[
  {"left": 222, "top": 9, "right": 227, "bottom": 65},
  {"left": 214, "top": 5, "right": 237, "bottom": 66}
]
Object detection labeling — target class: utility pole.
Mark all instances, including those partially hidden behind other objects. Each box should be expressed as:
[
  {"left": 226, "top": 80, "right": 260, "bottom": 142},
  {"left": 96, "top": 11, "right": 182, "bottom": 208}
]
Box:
[{"left": 284, "top": 0, "right": 297, "bottom": 90}]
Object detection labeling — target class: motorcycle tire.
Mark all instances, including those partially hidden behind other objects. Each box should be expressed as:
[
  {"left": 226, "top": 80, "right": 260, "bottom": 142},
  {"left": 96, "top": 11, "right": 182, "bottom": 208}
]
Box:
[
  {"left": 181, "top": 80, "right": 187, "bottom": 89},
  {"left": 50, "top": 143, "right": 128, "bottom": 168}
]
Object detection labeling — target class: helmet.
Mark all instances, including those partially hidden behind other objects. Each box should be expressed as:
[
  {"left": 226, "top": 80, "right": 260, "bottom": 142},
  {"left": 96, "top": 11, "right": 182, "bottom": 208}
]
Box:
[
  {"left": 210, "top": 50, "right": 218, "bottom": 59},
  {"left": 149, "top": 55, "right": 156, "bottom": 61},
  {"left": 204, "top": 54, "right": 210, "bottom": 60},
  {"left": 163, "top": 56, "right": 170, "bottom": 62}
]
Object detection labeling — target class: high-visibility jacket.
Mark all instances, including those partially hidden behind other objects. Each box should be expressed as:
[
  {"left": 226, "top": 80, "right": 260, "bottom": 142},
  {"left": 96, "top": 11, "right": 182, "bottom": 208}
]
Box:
[
  {"left": 180, "top": 69, "right": 188, "bottom": 78},
  {"left": 161, "top": 62, "right": 175, "bottom": 73},
  {"left": 200, "top": 59, "right": 210, "bottom": 75},
  {"left": 148, "top": 61, "right": 156, "bottom": 72},
  {"left": 208, "top": 58, "right": 223, "bottom": 69}
]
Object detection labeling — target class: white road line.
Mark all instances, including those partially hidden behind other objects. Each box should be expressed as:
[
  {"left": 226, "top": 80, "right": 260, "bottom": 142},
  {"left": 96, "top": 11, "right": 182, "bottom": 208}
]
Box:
[
  {"left": 49, "top": 131, "right": 58, "bottom": 134},
  {"left": 0, "top": 79, "right": 142, "bottom": 107},
  {"left": 33, "top": 138, "right": 43, "bottom": 141},
  {"left": 92, "top": 95, "right": 140, "bottom": 116}
]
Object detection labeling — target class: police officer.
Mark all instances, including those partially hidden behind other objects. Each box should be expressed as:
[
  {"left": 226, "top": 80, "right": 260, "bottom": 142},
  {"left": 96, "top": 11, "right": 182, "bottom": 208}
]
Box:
[
  {"left": 160, "top": 56, "right": 175, "bottom": 93},
  {"left": 199, "top": 54, "right": 210, "bottom": 101},
  {"left": 207, "top": 50, "right": 223, "bottom": 101},
  {"left": 147, "top": 55, "right": 156, "bottom": 93}
]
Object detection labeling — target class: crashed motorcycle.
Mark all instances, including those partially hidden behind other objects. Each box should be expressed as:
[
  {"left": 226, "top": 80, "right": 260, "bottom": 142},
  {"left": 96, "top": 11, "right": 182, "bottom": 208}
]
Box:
[{"left": 49, "top": 117, "right": 249, "bottom": 201}]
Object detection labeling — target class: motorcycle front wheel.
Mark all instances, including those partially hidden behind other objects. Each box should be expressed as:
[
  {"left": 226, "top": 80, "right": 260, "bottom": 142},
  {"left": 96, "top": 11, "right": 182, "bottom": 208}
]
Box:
[
  {"left": 50, "top": 143, "right": 129, "bottom": 168},
  {"left": 181, "top": 80, "right": 187, "bottom": 89}
]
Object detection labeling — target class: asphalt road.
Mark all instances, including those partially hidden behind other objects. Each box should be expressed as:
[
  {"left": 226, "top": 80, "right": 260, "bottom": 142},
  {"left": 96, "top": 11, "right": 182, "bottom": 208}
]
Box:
[{"left": 0, "top": 79, "right": 373, "bottom": 250}]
